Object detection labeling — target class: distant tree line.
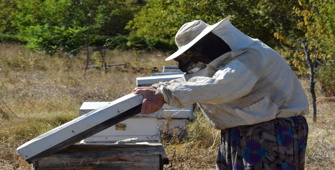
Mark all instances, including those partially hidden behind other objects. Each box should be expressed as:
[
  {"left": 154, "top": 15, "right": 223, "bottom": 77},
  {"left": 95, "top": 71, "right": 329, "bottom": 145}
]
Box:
[{"left": 0, "top": 0, "right": 334, "bottom": 99}]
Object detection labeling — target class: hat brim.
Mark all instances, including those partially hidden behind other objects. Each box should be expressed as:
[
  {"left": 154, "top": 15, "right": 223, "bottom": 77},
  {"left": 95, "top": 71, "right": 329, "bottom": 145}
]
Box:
[{"left": 165, "top": 16, "right": 231, "bottom": 61}]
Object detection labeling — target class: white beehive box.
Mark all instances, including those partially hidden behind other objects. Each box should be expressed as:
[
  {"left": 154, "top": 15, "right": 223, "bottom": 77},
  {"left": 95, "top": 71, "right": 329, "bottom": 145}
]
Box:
[
  {"left": 79, "top": 102, "right": 159, "bottom": 143},
  {"left": 82, "top": 118, "right": 160, "bottom": 143},
  {"left": 79, "top": 102, "right": 194, "bottom": 143}
]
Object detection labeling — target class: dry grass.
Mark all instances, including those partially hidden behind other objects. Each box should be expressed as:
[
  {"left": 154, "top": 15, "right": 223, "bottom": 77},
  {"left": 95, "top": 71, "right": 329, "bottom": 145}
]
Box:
[
  {"left": 302, "top": 78, "right": 335, "bottom": 169},
  {"left": 0, "top": 43, "right": 334, "bottom": 170}
]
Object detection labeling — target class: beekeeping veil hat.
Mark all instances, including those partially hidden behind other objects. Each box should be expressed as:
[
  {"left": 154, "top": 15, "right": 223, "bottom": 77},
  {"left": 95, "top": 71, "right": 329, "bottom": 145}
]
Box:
[{"left": 165, "top": 16, "right": 232, "bottom": 61}]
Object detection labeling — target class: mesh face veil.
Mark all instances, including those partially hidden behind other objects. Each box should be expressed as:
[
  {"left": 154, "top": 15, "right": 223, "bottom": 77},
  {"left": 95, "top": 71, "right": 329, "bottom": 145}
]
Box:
[
  {"left": 175, "top": 54, "right": 207, "bottom": 74},
  {"left": 174, "top": 32, "right": 231, "bottom": 74}
]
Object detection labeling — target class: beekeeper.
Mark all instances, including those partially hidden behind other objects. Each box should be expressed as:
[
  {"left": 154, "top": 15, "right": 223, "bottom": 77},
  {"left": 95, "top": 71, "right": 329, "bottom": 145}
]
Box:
[{"left": 133, "top": 16, "right": 309, "bottom": 169}]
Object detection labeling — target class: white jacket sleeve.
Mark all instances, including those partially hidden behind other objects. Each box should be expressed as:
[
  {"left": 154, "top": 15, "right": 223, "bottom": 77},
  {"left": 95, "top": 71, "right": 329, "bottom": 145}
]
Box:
[{"left": 157, "top": 60, "right": 259, "bottom": 108}]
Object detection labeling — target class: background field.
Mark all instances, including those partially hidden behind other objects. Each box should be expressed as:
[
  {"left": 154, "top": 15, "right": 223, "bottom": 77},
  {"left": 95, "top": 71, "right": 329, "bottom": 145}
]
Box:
[{"left": 0, "top": 43, "right": 334, "bottom": 169}]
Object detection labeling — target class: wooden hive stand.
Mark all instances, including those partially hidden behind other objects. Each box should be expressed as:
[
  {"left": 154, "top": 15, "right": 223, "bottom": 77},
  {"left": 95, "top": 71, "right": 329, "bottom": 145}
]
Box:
[{"left": 33, "top": 143, "right": 169, "bottom": 170}]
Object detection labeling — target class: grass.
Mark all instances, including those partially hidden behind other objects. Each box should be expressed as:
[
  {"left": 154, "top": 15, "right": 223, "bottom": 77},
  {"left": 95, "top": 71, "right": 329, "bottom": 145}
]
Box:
[{"left": 0, "top": 43, "right": 334, "bottom": 169}]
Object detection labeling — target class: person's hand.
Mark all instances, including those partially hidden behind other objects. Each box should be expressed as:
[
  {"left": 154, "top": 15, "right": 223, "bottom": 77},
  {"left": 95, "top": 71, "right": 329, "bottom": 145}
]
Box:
[{"left": 133, "top": 87, "right": 165, "bottom": 114}]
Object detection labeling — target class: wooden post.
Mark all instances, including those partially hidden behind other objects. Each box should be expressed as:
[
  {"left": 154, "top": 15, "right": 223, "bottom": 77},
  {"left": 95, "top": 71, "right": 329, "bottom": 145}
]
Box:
[{"left": 93, "top": 47, "right": 107, "bottom": 73}]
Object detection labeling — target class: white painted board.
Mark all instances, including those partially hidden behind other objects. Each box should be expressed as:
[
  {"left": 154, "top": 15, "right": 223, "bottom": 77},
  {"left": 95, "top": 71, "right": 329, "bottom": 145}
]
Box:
[
  {"left": 152, "top": 72, "right": 184, "bottom": 76},
  {"left": 162, "top": 65, "right": 182, "bottom": 73},
  {"left": 163, "top": 65, "right": 179, "bottom": 69},
  {"left": 78, "top": 102, "right": 112, "bottom": 116},
  {"left": 82, "top": 118, "right": 159, "bottom": 143},
  {"left": 17, "top": 93, "right": 143, "bottom": 164},
  {"left": 80, "top": 102, "right": 194, "bottom": 119},
  {"left": 136, "top": 74, "right": 184, "bottom": 86}
]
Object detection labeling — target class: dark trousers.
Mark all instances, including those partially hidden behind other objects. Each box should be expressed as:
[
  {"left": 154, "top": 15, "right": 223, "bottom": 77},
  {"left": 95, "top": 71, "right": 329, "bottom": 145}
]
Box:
[{"left": 216, "top": 116, "right": 308, "bottom": 170}]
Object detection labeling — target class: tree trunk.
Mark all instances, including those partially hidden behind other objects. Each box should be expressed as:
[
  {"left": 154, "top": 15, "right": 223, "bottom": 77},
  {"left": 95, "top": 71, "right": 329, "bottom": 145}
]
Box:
[{"left": 302, "top": 41, "right": 317, "bottom": 122}]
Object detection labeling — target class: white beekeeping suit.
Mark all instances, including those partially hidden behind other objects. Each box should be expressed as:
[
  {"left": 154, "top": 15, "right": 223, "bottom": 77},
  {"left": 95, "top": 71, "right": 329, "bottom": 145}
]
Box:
[{"left": 153, "top": 16, "right": 309, "bottom": 130}]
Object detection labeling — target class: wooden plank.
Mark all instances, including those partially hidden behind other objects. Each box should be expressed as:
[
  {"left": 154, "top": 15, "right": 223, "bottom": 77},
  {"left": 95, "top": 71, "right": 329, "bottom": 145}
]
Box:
[
  {"left": 151, "top": 72, "right": 184, "bottom": 76},
  {"left": 163, "top": 65, "right": 179, "bottom": 69},
  {"left": 163, "top": 68, "right": 182, "bottom": 73},
  {"left": 162, "top": 65, "right": 182, "bottom": 73},
  {"left": 34, "top": 143, "right": 168, "bottom": 170},
  {"left": 106, "top": 63, "right": 125, "bottom": 67},
  {"left": 136, "top": 74, "right": 184, "bottom": 86},
  {"left": 80, "top": 103, "right": 194, "bottom": 119},
  {"left": 17, "top": 94, "right": 143, "bottom": 164}
]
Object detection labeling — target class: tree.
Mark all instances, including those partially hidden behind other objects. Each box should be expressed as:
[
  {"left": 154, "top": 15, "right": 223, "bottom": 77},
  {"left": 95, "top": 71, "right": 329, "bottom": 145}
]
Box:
[
  {"left": 127, "top": 0, "right": 302, "bottom": 49},
  {"left": 12, "top": 0, "right": 89, "bottom": 54},
  {"left": 275, "top": 0, "right": 335, "bottom": 122},
  {"left": 126, "top": 0, "right": 227, "bottom": 42},
  {"left": 11, "top": 0, "right": 140, "bottom": 55},
  {"left": 305, "top": 0, "right": 335, "bottom": 98},
  {"left": 91, "top": 0, "right": 143, "bottom": 36},
  {"left": 223, "top": 0, "right": 304, "bottom": 48},
  {"left": 0, "top": 0, "right": 21, "bottom": 34},
  {"left": 291, "top": 0, "right": 335, "bottom": 96}
]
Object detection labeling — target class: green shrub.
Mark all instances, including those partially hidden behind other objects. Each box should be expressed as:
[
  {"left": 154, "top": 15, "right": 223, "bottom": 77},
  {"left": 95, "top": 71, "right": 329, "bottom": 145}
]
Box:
[
  {"left": 317, "top": 61, "right": 335, "bottom": 97},
  {"left": 92, "top": 35, "right": 112, "bottom": 47},
  {"left": 0, "top": 34, "right": 21, "bottom": 43},
  {"left": 104, "top": 35, "right": 175, "bottom": 52},
  {"left": 104, "top": 35, "right": 129, "bottom": 50},
  {"left": 127, "top": 35, "right": 147, "bottom": 50},
  {"left": 145, "top": 37, "right": 176, "bottom": 52}
]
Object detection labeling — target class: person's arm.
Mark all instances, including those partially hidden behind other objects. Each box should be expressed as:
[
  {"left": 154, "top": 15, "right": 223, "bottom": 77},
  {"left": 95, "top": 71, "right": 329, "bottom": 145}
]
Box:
[{"left": 157, "top": 60, "right": 259, "bottom": 108}]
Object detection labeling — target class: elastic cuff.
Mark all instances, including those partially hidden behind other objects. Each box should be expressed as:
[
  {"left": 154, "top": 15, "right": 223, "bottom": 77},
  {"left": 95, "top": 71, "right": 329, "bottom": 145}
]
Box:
[{"left": 157, "top": 86, "right": 170, "bottom": 104}]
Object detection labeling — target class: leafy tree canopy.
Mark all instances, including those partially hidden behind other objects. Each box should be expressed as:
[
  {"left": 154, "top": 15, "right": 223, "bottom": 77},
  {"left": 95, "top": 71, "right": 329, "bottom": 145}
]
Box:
[
  {"left": 0, "top": 0, "right": 21, "bottom": 34},
  {"left": 11, "top": 0, "right": 141, "bottom": 55},
  {"left": 127, "top": 0, "right": 302, "bottom": 48}
]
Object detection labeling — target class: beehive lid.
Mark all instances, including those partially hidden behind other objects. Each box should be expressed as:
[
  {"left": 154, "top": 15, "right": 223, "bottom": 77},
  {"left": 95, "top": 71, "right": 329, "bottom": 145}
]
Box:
[{"left": 17, "top": 93, "right": 143, "bottom": 164}]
